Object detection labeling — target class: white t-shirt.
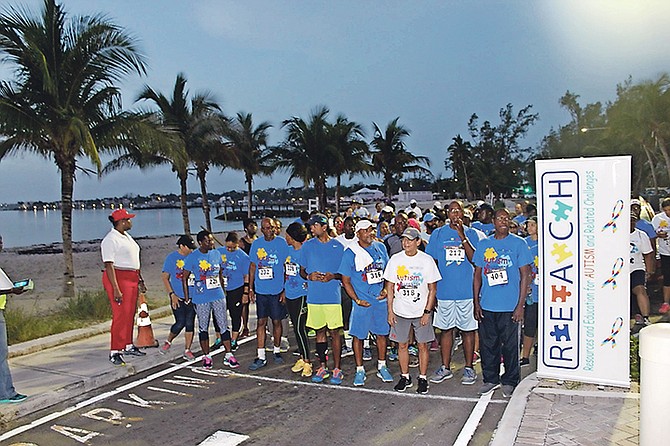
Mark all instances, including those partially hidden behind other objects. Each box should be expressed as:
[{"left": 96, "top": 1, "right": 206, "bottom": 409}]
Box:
[
  {"left": 630, "top": 229, "right": 652, "bottom": 273},
  {"left": 652, "top": 213, "right": 670, "bottom": 256},
  {"left": 405, "top": 205, "right": 423, "bottom": 220},
  {"left": 101, "top": 228, "right": 141, "bottom": 270},
  {"left": 335, "top": 234, "right": 358, "bottom": 250},
  {"left": 383, "top": 250, "right": 442, "bottom": 318}
]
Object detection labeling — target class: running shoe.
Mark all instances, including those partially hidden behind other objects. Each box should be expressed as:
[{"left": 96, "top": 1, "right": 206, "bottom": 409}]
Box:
[
  {"left": 520, "top": 357, "right": 530, "bottom": 367},
  {"left": 394, "top": 375, "right": 412, "bottom": 392},
  {"left": 274, "top": 353, "right": 285, "bottom": 364},
  {"left": 453, "top": 334, "right": 463, "bottom": 351},
  {"left": 292, "top": 358, "right": 306, "bottom": 373},
  {"left": 416, "top": 377, "right": 429, "bottom": 394},
  {"left": 388, "top": 346, "right": 398, "bottom": 361},
  {"left": 203, "top": 356, "right": 213, "bottom": 369},
  {"left": 210, "top": 338, "right": 223, "bottom": 351},
  {"left": 461, "top": 367, "right": 477, "bottom": 385},
  {"left": 429, "top": 340, "right": 439, "bottom": 351},
  {"left": 501, "top": 384, "right": 515, "bottom": 398},
  {"left": 292, "top": 348, "right": 301, "bottom": 357},
  {"left": 473, "top": 351, "right": 481, "bottom": 365},
  {"left": 183, "top": 349, "right": 196, "bottom": 361},
  {"left": 0, "top": 393, "right": 28, "bottom": 404},
  {"left": 109, "top": 353, "right": 125, "bottom": 366},
  {"left": 478, "top": 382, "right": 500, "bottom": 396},
  {"left": 408, "top": 345, "right": 419, "bottom": 357},
  {"left": 124, "top": 345, "right": 146, "bottom": 356},
  {"left": 224, "top": 353, "right": 240, "bottom": 369},
  {"left": 307, "top": 329, "right": 317, "bottom": 337},
  {"left": 341, "top": 345, "right": 354, "bottom": 358},
  {"left": 660, "top": 302, "right": 670, "bottom": 314},
  {"left": 353, "top": 369, "right": 366, "bottom": 386},
  {"left": 302, "top": 361, "right": 313, "bottom": 377},
  {"left": 248, "top": 358, "right": 267, "bottom": 371},
  {"left": 330, "top": 368, "right": 344, "bottom": 385},
  {"left": 362, "top": 347, "right": 373, "bottom": 361},
  {"left": 280, "top": 337, "right": 290, "bottom": 353},
  {"left": 376, "top": 366, "right": 393, "bottom": 383},
  {"left": 159, "top": 341, "right": 171, "bottom": 355},
  {"left": 231, "top": 339, "right": 238, "bottom": 352},
  {"left": 312, "top": 366, "right": 331, "bottom": 383},
  {"left": 429, "top": 365, "right": 453, "bottom": 383},
  {"left": 240, "top": 328, "right": 250, "bottom": 338},
  {"left": 409, "top": 356, "right": 419, "bottom": 368}
]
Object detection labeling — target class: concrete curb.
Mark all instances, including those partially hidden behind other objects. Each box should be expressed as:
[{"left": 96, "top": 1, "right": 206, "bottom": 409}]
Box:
[{"left": 490, "top": 371, "right": 539, "bottom": 446}]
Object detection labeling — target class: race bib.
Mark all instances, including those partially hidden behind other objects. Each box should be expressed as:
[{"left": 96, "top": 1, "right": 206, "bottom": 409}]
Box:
[
  {"left": 222, "top": 276, "right": 228, "bottom": 289},
  {"left": 259, "top": 267, "right": 274, "bottom": 280},
  {"left": 366, "top": 269, "right": 383, "bottom": 284},
  {"left": 206, "top": 275, "right": 221, "bottom": 289},
  {"left": 285, "top": 263, "right": 298, "bottom": 277},
  {"left": 487, "top": 269, "right": 508, "bottom": 286},
  {"left": 534, "top": 275, "right": 539, "bottom": 286},
  {"left": 187, "top": 274, "right": 195, "bottom": 287},
  {"left": 400, "top": 287, "right": 420, "bottom": 302},
  {"left": 445, "top": 246, "right": 465, "bottom": 262}
]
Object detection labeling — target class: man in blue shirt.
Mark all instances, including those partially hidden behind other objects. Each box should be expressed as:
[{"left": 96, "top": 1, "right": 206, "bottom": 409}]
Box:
[{"left": 473, "top": 209, "right": 532, "bottom": 398}]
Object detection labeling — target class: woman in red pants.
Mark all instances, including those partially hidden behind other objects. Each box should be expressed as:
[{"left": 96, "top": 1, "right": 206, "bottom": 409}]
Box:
[{"left": 101, "top": 209, "right": 146, "bottom": 366}]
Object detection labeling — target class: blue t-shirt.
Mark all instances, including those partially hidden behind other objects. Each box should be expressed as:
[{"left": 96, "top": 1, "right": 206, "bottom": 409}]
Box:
[
  {"left": 182, "top": 249, "right": 225, "bottom": 304},
  {"left": 636, "top": 219, "right": 656, "bottom": 241},
  {"left": 338, "top": 241, "right": 389, "bottom": 304},
  {"left": 162, "top": 250, "right": 190, "bottom": 299},
  {"left": 284, "top": 245, "right": 308, "bottom": 300},
  {"left": 525, "top": 236, "right": 539, "bottom": 304},
  {"left": 513, "top": 214, "right": 527, "bottom": 225},
  {"left": 249, "top": 236, "right": 289, "bottom": 295},
  {"left": 426, "top": 225, "right": 481, "bottom": 301},
  {"left": 218, "top": 247, "right": 250, "bottom": 291},
  {"left": 471, "top": 221, "right": 494, "bottom": 235},
  {"left": 301, "top": 237, "right": 344, "bottom": 305},
  {"left": 473, "top": 233, "right": 533, "bottom": 312}
]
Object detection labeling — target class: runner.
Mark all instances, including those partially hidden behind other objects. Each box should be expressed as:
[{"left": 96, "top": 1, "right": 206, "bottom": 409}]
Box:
[
  {"left": 219, "top": 232, "right": 251, "bottom": 352},
  {"left": 520, "top": 217, "right": 539, "bottom": 366}
]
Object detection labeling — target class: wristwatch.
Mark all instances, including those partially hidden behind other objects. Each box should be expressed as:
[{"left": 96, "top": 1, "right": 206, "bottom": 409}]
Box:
[{"left": 423, "top": 309, "right": 431, "bottom": 314}]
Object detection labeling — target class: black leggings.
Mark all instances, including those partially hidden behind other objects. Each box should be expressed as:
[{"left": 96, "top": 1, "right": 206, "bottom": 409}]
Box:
[
  {"left": 341, "top": 287, "right": 352, "bottom": 331},
  {"left": 286, "top": 295, "right": 309, "bottom": 360},
  {"left": 226, "top": 286, "right": 244, "bottom": 333}
]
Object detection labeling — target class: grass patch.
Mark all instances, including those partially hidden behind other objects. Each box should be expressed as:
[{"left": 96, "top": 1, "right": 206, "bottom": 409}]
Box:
[
  {"left": 6, "top": 290, "right": 112, "bottom": 345},
  {"left": 630, "top": 335, "right": 640, "bottom": 382}
]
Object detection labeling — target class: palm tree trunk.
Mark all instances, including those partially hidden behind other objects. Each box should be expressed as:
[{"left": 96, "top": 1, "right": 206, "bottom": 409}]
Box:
[
  {"left": 60, "top": 161, "right": 76, "bottom": 298},
  {"left": 197, "top": 165, "right": 212, "bottom": 232},
  {"left": 335, "top": 175, "right": 341, "bottom": 215},
  {"left": 246, "top": 172, "right": 253, "bottom": 219},
  {"left": 316, "top": 177, "right": 327, "bottom": 211},
  {"left": 642, "top": 143, "right": 659, "bottom": 193},
  {"left": 385, "top": 173, "right": 393, "bottom": 200},
  {"left": 654, "top": 132, "right": 670, "bottom": 184},
  {"left": 178, "top": 172, "right": 191, "bottom": 235}
]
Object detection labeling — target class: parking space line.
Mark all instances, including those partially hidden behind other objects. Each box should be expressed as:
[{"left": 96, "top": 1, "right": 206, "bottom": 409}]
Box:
[{"left": 453, "top": 392, "right": 493, "bottom": 445}]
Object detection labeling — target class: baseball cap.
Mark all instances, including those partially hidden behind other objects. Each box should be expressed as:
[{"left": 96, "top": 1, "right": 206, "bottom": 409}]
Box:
[
  {"left": 176, "top": 234, "right": 197, "bottom": 249},
  {"left": 434, "top": 201, "right": 443, "bottom": 210},
  {"left": 410, "top": 199, "right": 417, "bottom": 204},
  {"left": 423, "top": 212, "right": 436, "bottom": 222},
  {"left": 110, "top": 208, "right": 136, "bottom": 222},
  {"left": 307, "top": 213, "right": 328, "bottom": 225},
  {"left": 631, "top": 199, "right": 641, "bottom": 206},
  {"left": 400, "top": 227, "right": 421, "bottom": 240},
  {"left": 381, "top": 205, "right": 394, "bottom": 213},
  {"left": 355, "top": 220, "right": 375, "bottom": 232}
]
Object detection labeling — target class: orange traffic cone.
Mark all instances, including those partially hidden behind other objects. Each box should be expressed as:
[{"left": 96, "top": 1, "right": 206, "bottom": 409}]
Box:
[{"left": 135, "top": 293, "right": 159, "bottom": 348}]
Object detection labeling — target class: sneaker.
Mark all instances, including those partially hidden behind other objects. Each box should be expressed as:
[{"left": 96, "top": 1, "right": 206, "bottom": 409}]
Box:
[
  {"left": 292, "top": 348, "right": 301, "bottom": 357},
  {"left": 292, "top": 358, "right": 306, "bottom": 373},
  {"left": 473, "top": 351, "right": 481, "bottom": 365},
  {"left": 453, "top": 334, "right": 463, "bottom": 351},
  {"left": 183, "top": 350, "right": 195, "bottom": 361},
  {"left": 240, "top": 328, "right": 250, "bottom": 338},
  {"left": 307, "top": 329, "right": 317, "bottom": 337},
  {"left": 109, "top": 353, "right": 125, "bottom": 366},
  {"left": 461, "top": 367, "right": 477, "bottom": 385},
  {"left": 501, "top": 384, "right": 515, "bottom": 397},
  {"left": 660, "top": 302, "right": 670, "bottom": 314},
  {"left": 394, "top": 375, "right": 413, "bottom": 392},
  {"left": 376, "top": 365, "right": 393, "bottom": 383},
  {"left": 280, "top": 337, "right": 290, "bottom": 353},
  {"left": 124, "top": 345, "right": 146, "bottom": 356},
  {"left": 341, "top": 345, "right": 354, "bottom": 358},
  {"left": 0, "top": 393, "right": 28, "bottom": 404},
  {"left": 312, "top": 366, "right": 331, "bottom": 383},
  {"left": 416, "top": 377, "right": 429, "bottom": 394},
  {"left": 159, "top": 341, "right": 171, "bottom": 355},
  {"left": 231, "top": 339, "right": 238, "bottom": 352},
  {"left": 273, "top": 353, "right": 284, "bottom": 364},
  {"left": 429, "top": 365, "right": 453, "bottom": 384},
  {"left": 429, "top": 340, "right": 439, "bottom": 351},
  {"left": 203, "top": 356, "right": 213, "bottom": 369},
  {"left": 388, "top": 346, "right": 398, "bottom": 361},
  {"left": 520, "top": 357, "right": 530, "bottom": 367},
  {"left": 301, "top": 362, "right": 313, "bottom": 377},
  {"left": 330, "top": 368, "right": 344, "bottom": 385},
  {"left": 353, "top": 369, "right": 367, "bottom": 386},
  {"left": 362, "top": 347, "right": 373, "bottom": 361},
  {"left": 210, "top": 337, "right": 223, "bottom": 351},
  {"left": 224, "top": 354, "right": 240, "bottom": 369},
  {"left": 478, "top": 382, "right": 500, "bottom": 396},
  {"left": 409, "top": 356, "right": 419, "bottom": 368},
  {"left": 248, "top": 358, "right": 267, "bottom": 371},
  {"left": 408, "top": 345, "right": 419, "bottom": 356}
]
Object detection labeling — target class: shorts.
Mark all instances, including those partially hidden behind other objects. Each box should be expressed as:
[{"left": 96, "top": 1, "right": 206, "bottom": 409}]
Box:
[
  {"left": 389, "top": 314, "right": 435, "bottom": 344},
  {"left": 661, "top": 255, "right": 670, "bottom": 286},
  {"left": 306, "top": 304, "right": 343, "bottom": 330},
  {"left": 256, "top": 293, "right": 287, "bottom": 321},
  {"left": 523, "top": 302, "right": 538, "bottom": 338},
  {"left": 630, "top": 270, "right": 646, "bottom": 290},
  {"left": 349, "top": 302, "right": 390, "bottom": 339},
  {"left": 433, "top": 299, "right": 478, "bottom": 332}
]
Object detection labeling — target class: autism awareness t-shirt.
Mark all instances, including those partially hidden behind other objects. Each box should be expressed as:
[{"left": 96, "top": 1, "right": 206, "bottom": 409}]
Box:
[
  {"left": 218, "top": 247, "right": 250, "bottom": 291},
  {"left": 473, "top": 233, "right": 533, "bottom": 312},
  {"left": 301, "top": 237, "right": 344, "bottom": 305},
  {"left": 525, "top": 236, "right": 539, "bottom": 304},
  {"left": 182, "top": 249, "right": 225, "bottom": 304},
  {"left": 249, "top": 236, "right": 289, "bottom": 295},
  {"left": 426, "top": 225, "right": 481, "bottom": 301},
  {"left": 383, "top": 250, "right": 441, "bottom": 318},
  {"left": 652, "top": 213, "right": 670, "bottom": 256},
  {"left": 162, "top": 250, "right": 191, "bottom": 299},
  {"left": 630, "top": 229, "right": 652, "bottom": 273},
  {"left": 284, "top": 245, "right": 308, "bottom": 300},
  {"left": 338, "top": 241, "right": 389, "bottom": 304}
]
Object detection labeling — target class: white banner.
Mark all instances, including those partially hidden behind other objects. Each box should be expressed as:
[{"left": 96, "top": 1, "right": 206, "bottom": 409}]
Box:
[{"left": 536, "top": 156, "right": 631, "bottom": 387}]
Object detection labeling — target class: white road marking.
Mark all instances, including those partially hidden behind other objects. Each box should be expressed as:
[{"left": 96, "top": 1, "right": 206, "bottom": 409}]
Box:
[
  {"left": 198, "top": 430, "right": 249, "bottom": 445},
  {"left": 146, "top": 386, "right": 192, "bottom": 397},
  {"left": 453, "top": 392, "right": 493, "bottom": 446}
]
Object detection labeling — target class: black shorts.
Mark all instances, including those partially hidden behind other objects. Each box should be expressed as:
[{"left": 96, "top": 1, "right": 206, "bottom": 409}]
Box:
[
  {"left": 630, "top": 270, "right": 646, "bottom": 290},
  {"left": 523, "top": 303, "right": 538, "bottom": 338}
]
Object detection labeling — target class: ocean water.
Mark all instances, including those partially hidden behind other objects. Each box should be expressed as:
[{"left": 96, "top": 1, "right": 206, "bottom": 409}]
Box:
[{"left": 0, "top": 208, "right": 295, "bottom": 249}]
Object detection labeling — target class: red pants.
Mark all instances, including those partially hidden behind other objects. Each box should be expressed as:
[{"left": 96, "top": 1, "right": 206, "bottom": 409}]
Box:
[{"left": 103, "top": 269, "right": 139, "bottom": 351}]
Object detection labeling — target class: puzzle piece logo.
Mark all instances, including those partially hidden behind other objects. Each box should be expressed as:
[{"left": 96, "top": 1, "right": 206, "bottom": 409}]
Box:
[
  {"left": 551, "top": 200, "right": 573, "bottom": 221},
  {"left": 551, "top": 285, "right": 571, "bottom": 302},
  {"left": 551, "top": 243, "right": 573, "bottom": 263},
  {"left": 550, "top": 324, "right": 571, "bottom": 342}
]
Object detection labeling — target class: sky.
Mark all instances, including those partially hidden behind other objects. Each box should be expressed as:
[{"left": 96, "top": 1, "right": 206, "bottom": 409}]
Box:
[{"left": 1, "top": 0, "right": 669, "bottom": 203}]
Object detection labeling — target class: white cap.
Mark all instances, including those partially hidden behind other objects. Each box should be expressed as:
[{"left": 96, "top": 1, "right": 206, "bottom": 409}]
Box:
[
  {"left": 434, "top": 201, "right": 443, "bottom": 209},
  {"left": 382, "top": 205, "right": 394, "bottom": 213},
  {"left": 410, "top": 199, "right": 417, "bottom": 204},
  {"left": 355, "top": 220, "right": 375, "bottom": 232}
]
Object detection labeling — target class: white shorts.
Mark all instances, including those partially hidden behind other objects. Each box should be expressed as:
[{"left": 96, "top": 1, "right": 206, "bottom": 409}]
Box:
[{"left": 433, "top": 299, "right": 478, "bottom": 332}]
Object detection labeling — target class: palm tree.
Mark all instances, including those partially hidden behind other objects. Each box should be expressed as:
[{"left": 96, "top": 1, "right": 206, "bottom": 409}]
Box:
[
  {"left": 446, "top": 135, "right": 474, "bottom": 200},
  {"left": 0, "top": 0, "right": 147, "bottom": 297},
  {"left": 328, "top": 115, "right": 370, "bottom": 214},
  {"left": 273, "top": 106, "right": 338, "bottom": 211},
  {"left": 223, "top": 112, "right": 272, "bottom": 218},
  {"left": 370, "top": 118, "right": 431, "bottom": 199}
]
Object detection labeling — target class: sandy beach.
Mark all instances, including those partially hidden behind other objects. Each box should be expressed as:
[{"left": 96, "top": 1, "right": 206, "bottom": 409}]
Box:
[{"left": 0, "top": 232, "right": 232, "bottom": 315}]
